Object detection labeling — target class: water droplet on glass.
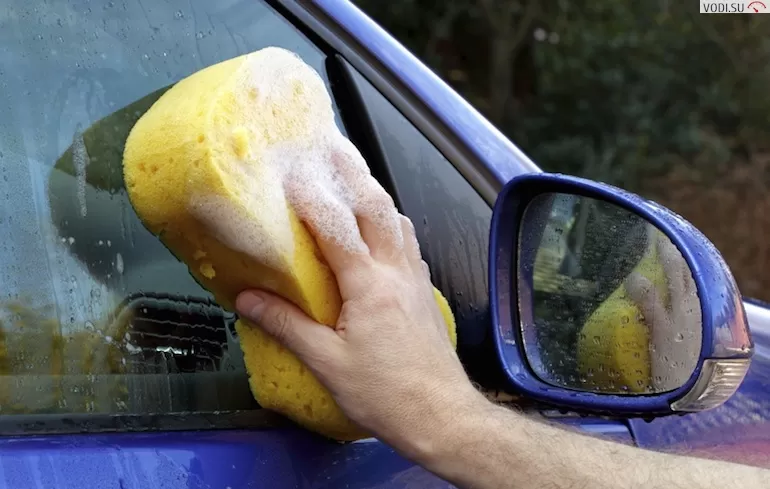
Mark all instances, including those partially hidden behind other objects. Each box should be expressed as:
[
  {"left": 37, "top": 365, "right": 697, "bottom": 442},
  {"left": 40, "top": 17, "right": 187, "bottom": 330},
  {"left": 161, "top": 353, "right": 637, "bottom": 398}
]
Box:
[{"left": 115, "top": 253, "right": 124, "bottom": 274}]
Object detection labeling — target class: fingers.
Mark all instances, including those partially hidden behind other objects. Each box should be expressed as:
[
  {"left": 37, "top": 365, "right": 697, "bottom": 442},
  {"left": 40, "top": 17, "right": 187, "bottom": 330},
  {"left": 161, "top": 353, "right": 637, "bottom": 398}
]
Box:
[
  {"left": 329, "top": 142, "right": 403, "bottom": 264},
  {"left": 236, "top": 290, "right": 343, "bottom": 362},
  {"left": 625, "top": 271, "right": 669, "bottom": 332},
  {"left": 287, "top": 140, "right": 405, "bottom": 298},
  {"left": 355, "top": 187, "right": 403, "bottom": 264},
  {"left": 287, "top": 181, "right": 374, "bottom": 296},
  {"left": 421, "top": 261, "right": 431, "bottom": 281},
  {"left": 656, "top": 235, "right": 690, "bottom": 306},
  {"left": 356, "top": 208, "right": 401, "bottom": 263}
]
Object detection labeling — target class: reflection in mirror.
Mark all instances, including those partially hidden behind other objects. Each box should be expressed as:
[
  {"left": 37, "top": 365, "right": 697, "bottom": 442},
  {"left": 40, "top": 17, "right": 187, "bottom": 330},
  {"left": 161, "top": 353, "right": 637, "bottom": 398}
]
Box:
[{"left": 518, "top": 193, "right": 703, "bottom": 395}]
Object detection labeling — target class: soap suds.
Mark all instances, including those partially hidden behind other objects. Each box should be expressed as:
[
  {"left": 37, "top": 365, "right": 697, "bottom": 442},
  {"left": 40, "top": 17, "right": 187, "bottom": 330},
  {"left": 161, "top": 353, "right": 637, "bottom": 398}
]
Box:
[
  {"left": 189, "top": 46, "right": 402, "bottom": 270},
  {"left": 190, "top": 190, "right": 292, "bottom": 273},
  {"left": 282, "top": 131, "right": 403, "bottom": 253}
]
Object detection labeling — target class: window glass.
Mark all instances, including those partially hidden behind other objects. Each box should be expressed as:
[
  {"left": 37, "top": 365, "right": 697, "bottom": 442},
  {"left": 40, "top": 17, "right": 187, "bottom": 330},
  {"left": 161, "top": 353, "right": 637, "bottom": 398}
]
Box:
[{"left": 0, "top": 0, "right": 341, "bottom": 417}]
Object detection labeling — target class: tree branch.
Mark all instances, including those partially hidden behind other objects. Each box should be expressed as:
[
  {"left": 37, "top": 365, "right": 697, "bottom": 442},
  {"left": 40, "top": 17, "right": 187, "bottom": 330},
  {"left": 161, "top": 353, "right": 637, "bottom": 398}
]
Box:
[
  {"left": 425, "top": 3, "right": 465, "bottom": 64},
  {"left": 486, "top": 0, "right": 539, "bottom": 124},
  {"left": 477, "top": 0, "right": 497, "bottom": 27},
  {"left": 507, "top": 0, "right": 539, "bottom": 51}
]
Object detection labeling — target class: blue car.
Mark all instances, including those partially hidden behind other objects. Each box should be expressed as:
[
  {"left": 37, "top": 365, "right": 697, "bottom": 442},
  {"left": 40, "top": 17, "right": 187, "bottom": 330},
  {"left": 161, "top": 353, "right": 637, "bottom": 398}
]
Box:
[{"left": 0, "top": 0, "right": 767, "bottom": 487}]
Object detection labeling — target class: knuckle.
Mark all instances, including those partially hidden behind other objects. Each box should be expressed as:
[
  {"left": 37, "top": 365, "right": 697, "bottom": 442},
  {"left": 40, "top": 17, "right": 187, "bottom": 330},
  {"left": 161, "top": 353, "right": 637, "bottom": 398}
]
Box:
[
  {"left": 402, "top": 216, "right": 417, "bottom": 241},
  {"left": 400, "top": 213, "right": 415, "bottom": 231},
  {"left": 370, "top": 187, "right": 395, "bottom": 211},
  {"left": 343, "top": 258, "right": 375, "bottom": 282},
  {"left": 372, "top": 290, "right": 401, "bottom": 310},
  {"left": 266, "top": 306, "right": 292, "bottom": 341}
]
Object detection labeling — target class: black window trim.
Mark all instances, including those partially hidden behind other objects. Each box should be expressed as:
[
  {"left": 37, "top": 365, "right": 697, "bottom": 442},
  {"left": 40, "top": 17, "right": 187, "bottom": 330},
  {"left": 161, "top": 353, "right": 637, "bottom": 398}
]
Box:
[{"left": 0, "top": 411, "right": 292, "bottom": 437}]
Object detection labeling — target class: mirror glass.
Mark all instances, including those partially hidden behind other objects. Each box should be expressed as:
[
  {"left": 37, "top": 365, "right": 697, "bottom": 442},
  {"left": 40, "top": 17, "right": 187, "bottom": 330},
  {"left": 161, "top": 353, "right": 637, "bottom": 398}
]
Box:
[{"left": 517, "top": 193, "right": 703, "bottom": 395}]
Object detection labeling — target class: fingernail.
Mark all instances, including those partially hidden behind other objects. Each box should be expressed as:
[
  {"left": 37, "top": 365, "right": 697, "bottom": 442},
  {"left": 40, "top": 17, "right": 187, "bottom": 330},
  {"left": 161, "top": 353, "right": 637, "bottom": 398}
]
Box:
[{"left": 237, "top": 292, "right": 264, "bottom": 321}]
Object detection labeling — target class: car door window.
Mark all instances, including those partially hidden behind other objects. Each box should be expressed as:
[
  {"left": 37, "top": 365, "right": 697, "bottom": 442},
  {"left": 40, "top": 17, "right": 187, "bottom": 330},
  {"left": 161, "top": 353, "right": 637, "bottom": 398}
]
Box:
[
  {"left": 327, "top": 59, "right": 507, "bottom": 388},
  {"left": 0, "top": 0, "right": 346, "bottom": 422}
]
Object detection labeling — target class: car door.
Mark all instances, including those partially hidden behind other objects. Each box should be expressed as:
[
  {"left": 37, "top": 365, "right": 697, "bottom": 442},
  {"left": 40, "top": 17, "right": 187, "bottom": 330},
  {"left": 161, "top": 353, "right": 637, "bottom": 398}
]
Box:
[{"left": 2, "top": 1, "right": 766, "bottom": 488}]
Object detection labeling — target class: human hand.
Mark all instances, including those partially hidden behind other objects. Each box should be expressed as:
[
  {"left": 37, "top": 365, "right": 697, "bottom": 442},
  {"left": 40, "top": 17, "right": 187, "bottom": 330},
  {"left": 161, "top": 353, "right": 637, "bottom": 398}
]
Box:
[
  {"left": 625, "top": 227, "right": 702, "bottom": 391},
  {"left": 235, "top": 212, "right": 482, "bottom": 458}
]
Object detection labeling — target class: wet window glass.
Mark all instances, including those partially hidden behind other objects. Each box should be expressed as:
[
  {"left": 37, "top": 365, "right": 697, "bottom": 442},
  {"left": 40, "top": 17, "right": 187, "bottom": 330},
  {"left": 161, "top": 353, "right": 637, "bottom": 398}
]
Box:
[{"left": 0, "top": 0, "right": 338, "bottom": 417}]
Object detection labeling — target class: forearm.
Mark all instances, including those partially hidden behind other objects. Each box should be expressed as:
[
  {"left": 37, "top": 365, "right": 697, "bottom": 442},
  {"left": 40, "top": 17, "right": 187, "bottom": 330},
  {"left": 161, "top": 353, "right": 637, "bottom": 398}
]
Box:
[{"left": 413, "top": 394, "right": 769, "bottom": 489}]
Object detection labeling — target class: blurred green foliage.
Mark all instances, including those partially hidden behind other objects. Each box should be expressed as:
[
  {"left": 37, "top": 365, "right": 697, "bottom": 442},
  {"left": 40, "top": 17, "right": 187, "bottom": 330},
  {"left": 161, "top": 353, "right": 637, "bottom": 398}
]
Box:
[
  {"left": 356, "top": 0, "right": 770, "bottom": 190},
  {"left": 357, "top": 0, "right": 770, "bottom": 301}
]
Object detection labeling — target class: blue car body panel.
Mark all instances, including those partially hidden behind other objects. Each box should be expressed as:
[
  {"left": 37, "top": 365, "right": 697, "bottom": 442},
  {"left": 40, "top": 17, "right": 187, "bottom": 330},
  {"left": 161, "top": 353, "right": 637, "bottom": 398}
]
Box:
[
  {"left": 2, "top": 0, "right": 769, "bottom": 487},
  {"left": 0, "top": 431, "right": 441, "bottom": 489},
  {"left": 627, "top": 303, "right": 770, "bottom": 468}
]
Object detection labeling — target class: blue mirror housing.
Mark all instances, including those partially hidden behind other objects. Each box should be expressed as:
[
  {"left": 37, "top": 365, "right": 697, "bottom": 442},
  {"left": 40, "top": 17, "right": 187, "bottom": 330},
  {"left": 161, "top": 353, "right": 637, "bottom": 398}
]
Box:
[{"left": 489, "top": 173, "right": 753, "bottom": 415}]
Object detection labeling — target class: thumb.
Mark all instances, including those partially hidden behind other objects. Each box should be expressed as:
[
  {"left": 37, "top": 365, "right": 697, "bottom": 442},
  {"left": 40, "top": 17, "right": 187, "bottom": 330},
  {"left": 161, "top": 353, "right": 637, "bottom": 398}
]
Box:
[{"left": 235, "top": 290, "right": 342, "bottom": 362}]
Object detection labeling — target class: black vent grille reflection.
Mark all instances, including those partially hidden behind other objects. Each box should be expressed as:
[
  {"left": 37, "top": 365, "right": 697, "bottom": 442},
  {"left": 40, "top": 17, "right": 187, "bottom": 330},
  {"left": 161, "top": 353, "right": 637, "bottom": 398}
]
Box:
[
  {"left": 116, "top": 293, "right": 241, "bottom": 374},
  {"left": 0, "top": 293, "right": 256, "bottom": 415}
]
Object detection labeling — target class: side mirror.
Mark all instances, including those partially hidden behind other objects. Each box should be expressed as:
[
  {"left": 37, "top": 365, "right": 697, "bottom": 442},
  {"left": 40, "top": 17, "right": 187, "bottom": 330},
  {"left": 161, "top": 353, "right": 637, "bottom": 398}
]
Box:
[{"left": 489, "top": 173, "right": 753, "bottom": 415}]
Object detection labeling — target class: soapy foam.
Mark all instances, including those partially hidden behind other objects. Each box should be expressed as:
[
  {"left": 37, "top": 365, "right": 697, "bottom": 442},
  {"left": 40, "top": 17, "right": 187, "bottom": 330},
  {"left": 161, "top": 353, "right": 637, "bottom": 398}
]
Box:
[{"left": 188, "top": 46, "right": 402, "bottom": 269}]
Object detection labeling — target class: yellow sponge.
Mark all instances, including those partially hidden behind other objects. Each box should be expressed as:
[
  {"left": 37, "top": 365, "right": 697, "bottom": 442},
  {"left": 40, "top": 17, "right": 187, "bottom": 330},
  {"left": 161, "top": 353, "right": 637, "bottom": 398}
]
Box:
[
  {"left": 577, "top": 233, "right": 666, "bottom": 393},
  {"left": 123, "top": 47, "right": 457, "bottom": 440}
]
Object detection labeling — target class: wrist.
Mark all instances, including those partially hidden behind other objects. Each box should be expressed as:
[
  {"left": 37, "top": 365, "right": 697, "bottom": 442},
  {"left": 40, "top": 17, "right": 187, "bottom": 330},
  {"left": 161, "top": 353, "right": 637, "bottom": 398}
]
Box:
[
  {"left": 404, "top": 384, "right": 499, "bottom": 469},
  {"left": 410, "top": 390, "right": 532, "bottom": 489}
]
